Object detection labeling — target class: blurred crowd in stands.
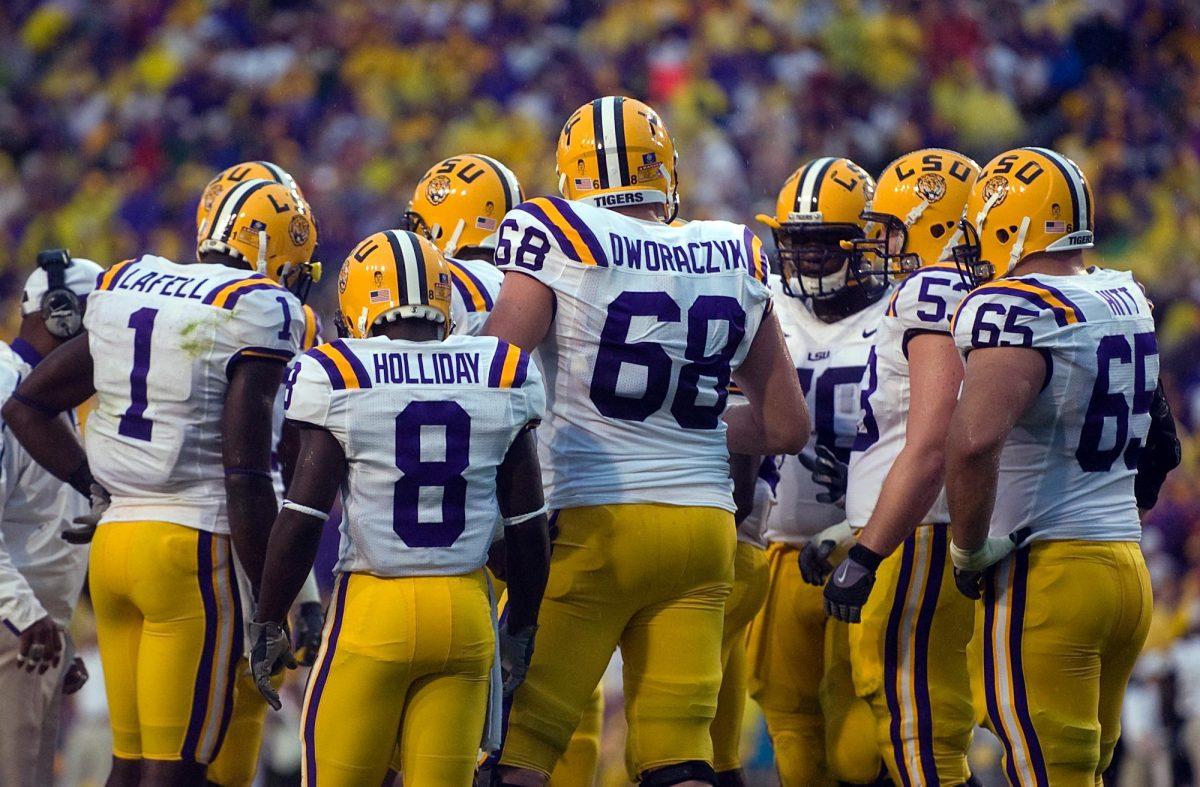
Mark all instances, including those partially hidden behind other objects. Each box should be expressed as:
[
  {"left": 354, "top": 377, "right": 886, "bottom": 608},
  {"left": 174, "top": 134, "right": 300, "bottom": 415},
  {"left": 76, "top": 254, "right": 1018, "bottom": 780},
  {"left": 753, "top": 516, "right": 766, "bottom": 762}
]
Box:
[{"left": 3, "top": 0, "right": 1200, "bottom": 782}]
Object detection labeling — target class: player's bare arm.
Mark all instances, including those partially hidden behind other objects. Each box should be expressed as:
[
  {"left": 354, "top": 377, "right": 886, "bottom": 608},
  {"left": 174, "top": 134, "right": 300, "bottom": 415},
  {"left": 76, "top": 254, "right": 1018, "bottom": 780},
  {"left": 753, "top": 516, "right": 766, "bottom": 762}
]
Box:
[
  {"left": 223, "top": 356, "right": 287, "bottom": 596},
  {"left": 255, "top": 424, "right": 345, "bottom": 626},
  {"left": 484, "top": 271, "right": 555, "bottom": 351},
  {"left": 2, "top": 333, "right": 96, "bottom": 496},
  {"left": 729, "top": 452, "right": 760, "bottom": 526},
  {"left": 496, "top": 425, "right": 551, "bottom": 696},
  {"left": 945, "top": 346, "right": 1044, "bottom": 554},
  {"left": 727, "top": 310, "right": 809, "bottom": 455},
  {"left": 855, "top": 332, "right": 963, "bottom": 557}
]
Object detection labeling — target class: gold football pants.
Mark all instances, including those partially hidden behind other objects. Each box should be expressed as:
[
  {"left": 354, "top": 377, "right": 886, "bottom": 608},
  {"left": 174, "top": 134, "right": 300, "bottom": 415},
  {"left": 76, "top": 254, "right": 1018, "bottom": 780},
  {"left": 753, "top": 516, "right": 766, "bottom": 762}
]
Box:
[
  {"left": 710, "top": 541, "right": 769, "bottom": 773},
  {"left": 89, "top": 520, "right": 242, "bottom": 763},
  {"left": 980, "top": 541, "right": 1151, "bottom": 787},
  {"left": 747, "top": 542, "right": 880, "bottom": 786},
  {"left": 302, "top": 571, "right": 493, "bottom": 787},
  {"left": 850, "top": 523, "right": 975, "bottom": 786},
  {"left": 501, "top": 503, "right": 735, "bottom": 780}
]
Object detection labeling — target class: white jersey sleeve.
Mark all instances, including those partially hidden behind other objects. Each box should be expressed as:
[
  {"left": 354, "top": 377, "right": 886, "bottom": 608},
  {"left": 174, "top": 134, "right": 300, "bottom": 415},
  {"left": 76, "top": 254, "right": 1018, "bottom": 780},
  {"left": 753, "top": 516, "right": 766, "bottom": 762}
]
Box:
[
  {"left": 950, "top": 269, "right": 1156, "bottom": 542},
  {"left": 496, "top": 196, "right": 771, "bottom": 513},
  {"left": 447, "top": 257, "right": 504, "bottom": 337},
  {"left": 285, "top": 335, "right": 544, "bottom": 577},
  {"left": 845, "top": 264, "right": 971, "bottom": 529},
  {"left": 84, "top": 255, "right": 303, "bottom": 533}
]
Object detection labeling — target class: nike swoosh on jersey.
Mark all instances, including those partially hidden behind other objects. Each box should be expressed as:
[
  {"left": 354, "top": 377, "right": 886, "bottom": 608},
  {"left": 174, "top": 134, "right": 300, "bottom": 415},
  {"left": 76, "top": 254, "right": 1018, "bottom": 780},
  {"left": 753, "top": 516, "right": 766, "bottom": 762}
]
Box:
[{"left": 862, "top": 328, "right": 878, "bottom": 338}]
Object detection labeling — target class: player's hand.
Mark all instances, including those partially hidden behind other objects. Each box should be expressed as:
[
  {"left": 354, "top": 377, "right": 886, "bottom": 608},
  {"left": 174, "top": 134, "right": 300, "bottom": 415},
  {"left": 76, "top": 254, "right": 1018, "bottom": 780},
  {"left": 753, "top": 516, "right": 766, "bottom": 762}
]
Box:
[
  {"left": 823, "top": 544, "right": 884, "bottom": 623},
  {"left": 63, "top": 483, "right": 111, "bottom": 545},
  {"left": 949, "top": 536, "right": 1015, "bottom": 573},
  {"left": 17, "top": 616, "right": 62, "bottom": 674},
  {"left": 62, "top": 656, "right": 89, "bottom": 694},
  {"left": 953, "top": 568, "right": 985, "bottom": 600},
  {"left": 292, "top": 601, "right": 325, "bottom": 667},
  {"left": 799, "top": 538, "right": 838, "bottom": 586},
  {"left": 499, "top": 623, "right": 537, "bottom": 696},
  {"left": 250, "top": 620, "right": 297, "bottom": 711},
  {"left": 798, "top": 445, "right": 847, "bottom": 508}
]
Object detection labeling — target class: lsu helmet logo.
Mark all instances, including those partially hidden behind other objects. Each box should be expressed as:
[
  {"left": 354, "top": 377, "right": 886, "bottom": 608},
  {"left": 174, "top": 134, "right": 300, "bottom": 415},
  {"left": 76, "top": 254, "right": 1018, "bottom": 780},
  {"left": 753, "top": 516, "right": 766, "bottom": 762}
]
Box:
[
  {"left": 288, "top": 214, "right": 311, "bottom": 246},
  {"left": 915, "top": 173, "right": 947, "bottom": 203},
  {"left": 426, "top": 175, "right": 452, "bottom": 206},
  {"left": 982, "top": 175, "right": 1009, "bottom": 207},
  {"left": 338, "top": 259, "right": 350, "bottom": 294},
  {"left": 203, "top": 182, "right": 224, "bottom": 214}
]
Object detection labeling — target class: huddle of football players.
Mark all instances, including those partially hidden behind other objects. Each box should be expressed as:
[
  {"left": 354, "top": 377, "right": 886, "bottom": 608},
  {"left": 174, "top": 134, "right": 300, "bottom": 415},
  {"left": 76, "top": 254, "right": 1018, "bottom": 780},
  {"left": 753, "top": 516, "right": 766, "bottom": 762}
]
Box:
[{"left": 0, "top": 91, "right": 1180, "bottom": 787}]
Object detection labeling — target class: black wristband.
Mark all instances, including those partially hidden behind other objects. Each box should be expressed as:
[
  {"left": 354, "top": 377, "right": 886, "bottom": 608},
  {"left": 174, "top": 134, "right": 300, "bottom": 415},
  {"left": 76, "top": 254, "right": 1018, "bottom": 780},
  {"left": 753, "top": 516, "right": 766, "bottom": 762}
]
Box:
[
  {"left": 849, "top": 542, "right": 884, "bottom": 572},
  {"left": 10, "top": 391, "right": 60, "bottom": 417}
]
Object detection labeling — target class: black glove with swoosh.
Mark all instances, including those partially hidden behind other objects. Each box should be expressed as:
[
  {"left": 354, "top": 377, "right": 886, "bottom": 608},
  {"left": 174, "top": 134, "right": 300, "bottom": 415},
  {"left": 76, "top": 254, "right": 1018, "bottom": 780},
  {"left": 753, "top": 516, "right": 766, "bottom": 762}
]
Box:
[{"left": 823, "top": 543, "right": 884, "bottom": 623}]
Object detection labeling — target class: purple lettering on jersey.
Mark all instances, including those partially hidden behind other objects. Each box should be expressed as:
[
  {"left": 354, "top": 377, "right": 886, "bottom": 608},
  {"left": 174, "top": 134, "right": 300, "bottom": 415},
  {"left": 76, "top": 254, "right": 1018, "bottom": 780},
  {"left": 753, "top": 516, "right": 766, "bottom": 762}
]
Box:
[
  {"left": 414, "top": 353, "right": 434, "bottom": 384},
  {"left": 456, "top": 352, "right": 479, "bottom": 384},
  {"left": 672, "top": 245, "right": 693, "bottom": 273}
]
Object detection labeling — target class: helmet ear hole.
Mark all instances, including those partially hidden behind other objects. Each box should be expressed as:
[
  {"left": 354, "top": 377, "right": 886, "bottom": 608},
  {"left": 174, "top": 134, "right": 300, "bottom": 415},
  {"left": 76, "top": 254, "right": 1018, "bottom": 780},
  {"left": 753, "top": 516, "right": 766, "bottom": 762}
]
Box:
[
  {"left": 930, "top": 223, "right": 946, "bottom": 239},
  {"left": 996, "top": 228, "right": 1010, "bottom": 244}
]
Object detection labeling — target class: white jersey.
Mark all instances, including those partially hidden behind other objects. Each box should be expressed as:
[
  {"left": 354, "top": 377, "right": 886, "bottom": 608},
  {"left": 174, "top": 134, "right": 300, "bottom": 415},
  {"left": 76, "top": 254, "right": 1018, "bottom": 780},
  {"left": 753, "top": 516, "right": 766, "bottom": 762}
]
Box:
[
  {"left": 495, "top": 196, "right": 771, "bottom": 512},
  {"left": 448, "top": 256, "right": 504, "bottom": 337},
  {"left": 284, "top": 335, "right": 545, "bottom": 577},
  {"left": 846, "top": 264, "right": 971, "bottom": 528},
  {"left": 765, "top": 277, "right": 885, "bottom": 544},
  {"left": 0, "top": 341, "right": 88, "bottom": 631},
  {"left": 951, "top": 268, "right": 1155, "bottom": 543},
  {"left": 84, "top": 255, "right": 304, "bottom": 533}
]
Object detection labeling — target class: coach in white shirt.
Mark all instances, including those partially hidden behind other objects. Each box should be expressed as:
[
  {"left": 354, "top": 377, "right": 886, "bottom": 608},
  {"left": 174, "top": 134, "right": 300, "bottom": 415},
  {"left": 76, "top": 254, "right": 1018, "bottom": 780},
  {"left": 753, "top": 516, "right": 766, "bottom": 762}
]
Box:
[{"left": 0, "top": 250, "right": 103, "bottom": 786}]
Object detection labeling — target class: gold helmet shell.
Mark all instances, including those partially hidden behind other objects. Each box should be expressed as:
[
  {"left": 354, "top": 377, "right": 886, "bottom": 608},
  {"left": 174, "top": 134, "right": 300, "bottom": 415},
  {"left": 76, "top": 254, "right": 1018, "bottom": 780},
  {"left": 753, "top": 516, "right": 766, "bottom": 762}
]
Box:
[
  {"left": 197, "top": 161, "right": 305, "bottom": 236},
  {"left": 953, "top": 147, "right": 1094, "bottom": 286},
  {"left": 196, "top": 178, "right": 320, "bottom": 294},
  {"left": 406, "top": 154, "right": 524, "bottom": 256},
  {"left": 556, "top": 96, "right": 678, "bottom": 220},
  {"left": 337, "top": 230, "right": 452, "bottom": 339}
]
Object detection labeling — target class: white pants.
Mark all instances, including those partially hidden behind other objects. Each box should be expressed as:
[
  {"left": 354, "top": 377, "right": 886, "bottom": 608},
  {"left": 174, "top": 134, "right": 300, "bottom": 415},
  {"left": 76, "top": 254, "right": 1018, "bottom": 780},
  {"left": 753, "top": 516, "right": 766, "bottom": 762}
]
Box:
[{"left": 0, "top": 630, "right": 70, "bottom": 786}]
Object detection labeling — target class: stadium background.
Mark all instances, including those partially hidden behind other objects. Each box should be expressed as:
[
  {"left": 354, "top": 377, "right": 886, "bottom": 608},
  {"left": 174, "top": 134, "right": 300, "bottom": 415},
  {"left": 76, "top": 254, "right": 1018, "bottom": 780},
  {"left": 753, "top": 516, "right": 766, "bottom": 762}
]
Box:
[{"left": 2, "top": 0, "right": 1200, "bottom": 783}]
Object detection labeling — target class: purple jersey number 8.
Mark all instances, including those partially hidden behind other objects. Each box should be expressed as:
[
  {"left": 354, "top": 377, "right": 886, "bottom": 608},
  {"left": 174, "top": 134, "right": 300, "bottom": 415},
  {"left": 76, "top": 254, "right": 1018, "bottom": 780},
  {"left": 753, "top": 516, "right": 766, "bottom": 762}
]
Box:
[{"left": 393, "top": 400, "right": 470, "bottom": 547}]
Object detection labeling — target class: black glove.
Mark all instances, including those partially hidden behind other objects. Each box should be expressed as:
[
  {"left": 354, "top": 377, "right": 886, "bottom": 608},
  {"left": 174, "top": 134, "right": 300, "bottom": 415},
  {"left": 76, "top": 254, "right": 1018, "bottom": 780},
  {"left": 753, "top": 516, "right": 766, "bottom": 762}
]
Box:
[
  {"left": 1135, "top": 380, "right": 1181, "bottom": 510},
  {"left": 823, "top": 544, "right": 884, "bottom": 623},
  {"left": 250, "top": 620, "right": 297, "bottom": 711},
  {"left": 799, "top": 538, "right": 837, "bottom": 586},
  {"left": 954, "top": 568, "right": 985, "bottom": 600},
  {"left": 499, "top": 623, "right": 537, "bottom": 696},
  {"left": 798, "top": 445, "right": 847, "bottom": 508},
  {"left": 292, "top": 601, "right": 325, "bottom": 667}
]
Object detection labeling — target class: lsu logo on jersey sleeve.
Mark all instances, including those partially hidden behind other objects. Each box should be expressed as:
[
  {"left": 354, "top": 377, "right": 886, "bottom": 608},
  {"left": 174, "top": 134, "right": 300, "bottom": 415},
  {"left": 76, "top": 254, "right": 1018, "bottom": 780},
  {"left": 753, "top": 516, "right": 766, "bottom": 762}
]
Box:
[
  {"left": 283, "top": 334, "right": 544, "bottom": 577},
  {"left": 493, "top": 196, "right": 771, "bottom": 513},
  {"left": 83, "top": 255, "right": 304, "bottom": 533},
  {"left": 951, "top": 268, "right": 1156, "bottom": 543},
  {"left": 845, "top": 265, "right": 970, "bottom": 529}
]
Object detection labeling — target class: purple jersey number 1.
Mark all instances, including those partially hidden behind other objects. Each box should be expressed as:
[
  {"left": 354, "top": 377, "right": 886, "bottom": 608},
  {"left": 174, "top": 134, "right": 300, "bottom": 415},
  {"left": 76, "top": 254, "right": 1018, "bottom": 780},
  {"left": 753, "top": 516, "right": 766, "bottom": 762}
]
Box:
[{"left": 118, "top": 307, "right": 157, "bottom": 442}]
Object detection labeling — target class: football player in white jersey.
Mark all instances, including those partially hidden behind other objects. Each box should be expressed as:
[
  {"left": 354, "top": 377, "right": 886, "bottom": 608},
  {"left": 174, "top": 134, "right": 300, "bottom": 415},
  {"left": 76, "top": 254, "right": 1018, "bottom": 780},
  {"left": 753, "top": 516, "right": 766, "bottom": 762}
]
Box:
[
  {"left": 484, "top": 96, "right": 809, "bottom": 787},
  {"left": 0, "top": 250, "right": 102, "bottom": 787},
  {"left": 405, "top": 153, "right": 522, "bottom": 336},
  {"left": 821, "top": 149, "right": 982, "bottom": 785},
  {"left": 246, "top": 230, "right": 550, "bottom": 787},
  {"left": 193, "top": 161, "right": 327, "bottom": 787},
  {"left": 3, "top": 179, "right": 316, "bottom": 787},
  {"left": 743, "top": 157, "right": 888, "bottom": 786},
  {"left": 946, "top": 147, "right": 1175, "bottom": 786}
]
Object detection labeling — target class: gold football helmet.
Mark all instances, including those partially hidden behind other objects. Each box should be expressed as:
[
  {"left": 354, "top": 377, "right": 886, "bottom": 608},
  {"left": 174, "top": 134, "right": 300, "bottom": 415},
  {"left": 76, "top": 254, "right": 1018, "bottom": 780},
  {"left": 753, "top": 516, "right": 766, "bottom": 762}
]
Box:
[
  {"left": 953, "top": 147, "right": 1094, "bottom": 286},
  {"left": 857, "top": 149, "right": 980, "bottom": 278},
  {"left": 405, "top": 154, "right": 524, "bottom": 256},
  {"left": 196, "top": 161, "right": 305, "bottom": 236},
  {"left": 556, "top": 96, "right": 679, "bottom": 220},
  {"left": 337, "top": 230, "right": 452, "bottom": 339},
  {"left": 196, "top": 178, "right": 321, "bottom": 298},
  {"left": 756, "top": 157, "right": 876, "bottom": 300}
]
